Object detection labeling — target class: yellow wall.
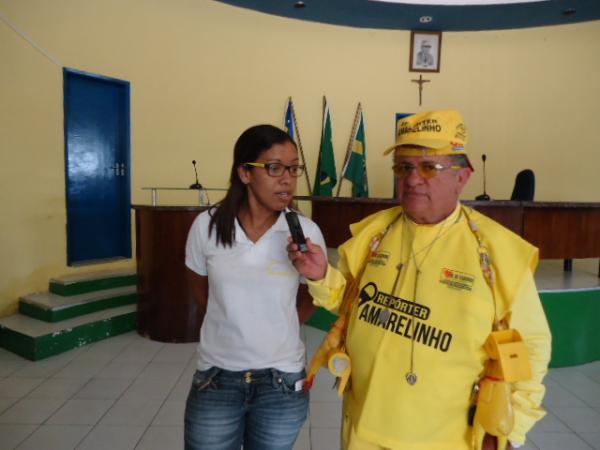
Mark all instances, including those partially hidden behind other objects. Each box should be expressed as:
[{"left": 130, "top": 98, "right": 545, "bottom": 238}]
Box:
[{"left": 1, "top": 0, "right": 599, "bottom": 316}]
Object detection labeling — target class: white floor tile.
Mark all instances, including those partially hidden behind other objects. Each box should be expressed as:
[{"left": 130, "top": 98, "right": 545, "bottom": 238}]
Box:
[
  {"left": 522, "top": 440, "right": 540, "bottom": 450},
  {"left": 11, "top": 349, "right": 87, "bottom": 379},
  {"left": 135, "top": 425, "right": 183, "bottom": 450},
  {"left": 137, "top": 362, "right": 187, "bottom": 383},
  {"left": 1, "top": 329, "right": 599, "bottom": 450},
  {"left": 530, "top": 410, "right": 571, "bottom": 433},
  {"left": 151, "top": 343, "right": 196, "bottom": 363},
  {"left": 529, "top": 432, "right": 594, "bottom": 450},
  {"left": 77, "top": 338, "right": 132, "bottom": 359},
  {"left": 0, "top": 348, "right": 26, "bottom": 361},
  {"left": 112, "top": 341, "right": 163, "bottom": 364},
  {"left": 27, "top": 377, "right": 88, "bottom": 399},
  {"left": 579, "top": 432, "right": 600, "bottom": 450},
  {"left": 0, "top": 377, "right": 44, "bottom": 398},
  {"left": 543, "top": 378, "right": 589, "bottom": 408},
  {"left": 0, "top": 397, "right": 18, "bottom": 414},
  {"left": 120, "top": 376, "right": 177, "bottom": 401},
  {"left": 575, "top": 361, "right": 600, "bottom": 378},
  {"left": 0, "top": 397, "right": 65, "bottom": 424},
  {"left": 0, "top": 360, "right": 28, "bottom": 377},
  {"left": 311, "top": 427, "right": 341, "bottom": 450},
  {"left": 76, "top": 425, "right": 146, "bottom": 450},
  {"left": 549, "top": 370, "right": 600, "bottom": 407},
  {"left": 53, "top": 360, "right": 107, "bottom": 380},
  {"left": 74, "top": 378, "right": 132, "bottom": 400},
  {"left": 309, "top": 370, "right": 344, "bottom": 404},
  {"left": 305, "top": 328, "right": 327, "bottom": 362},
  {"left": 151, "top": 400, "right": 185, "bottom": 426},
  {"left": 167, "top": 374, "right": 192, "bottom": 402},
  {"left": 309, "top": 401, "right": 342, "bottom": 429},
  {"left": 0, "top": 424, "right": 37, "bottom": 449},
  {"left": 15, "top": 424, "right": 91, "bottom": 450},
  {"left": 94, "top": 361, "right": 147, "bottom": 379},
  {"left": 98, "top": 397, "right": 162, "bottom": 427},
  {"left": 293, "top": 427, "right": 311, "bottom": 450},
  {"left": 46, "top": 399, "right": 114, "bottom": 425},
  {"left": 10, "top": 359, "right": 67, "bottom": 378},
  {"left": 551, "top": 406, "right": 600, "bottom": 433}
]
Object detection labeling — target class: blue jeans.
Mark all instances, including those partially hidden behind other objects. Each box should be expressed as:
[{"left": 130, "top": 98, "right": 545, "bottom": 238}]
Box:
[{"left": 184, "top": 367, "right": 309, "bottom": 450}]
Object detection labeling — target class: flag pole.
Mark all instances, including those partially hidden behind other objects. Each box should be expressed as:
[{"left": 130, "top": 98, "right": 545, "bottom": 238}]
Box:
[
  {"left": 288, "top": 97, "right": 312, "bottom": 194},
  {"left": 336, "top": 102, "right": 362, "bottom": 197},
  {"left": 313, "top": 96, "right": 327, "bottom": 196}
]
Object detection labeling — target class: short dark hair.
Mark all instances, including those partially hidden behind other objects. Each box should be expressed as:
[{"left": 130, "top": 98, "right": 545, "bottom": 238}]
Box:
[{"left": 209, "top": 124, "right": 296, "bottom": 247}]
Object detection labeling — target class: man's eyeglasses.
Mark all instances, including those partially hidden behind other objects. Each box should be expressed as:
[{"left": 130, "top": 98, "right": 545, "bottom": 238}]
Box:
[
  {"left": 393, "top": 161, "right": 464, "bottom": 179},
  {"left": 244, "top": 162, "right": 305, "bottom": 178}
]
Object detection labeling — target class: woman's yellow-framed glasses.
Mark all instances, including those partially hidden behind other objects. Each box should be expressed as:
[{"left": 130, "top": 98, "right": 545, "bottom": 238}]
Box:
[
  {"left": 244, "top": 162, "right": 305, "bottom": 178},
  {"left": 393, "top": 161, "right": 464, "bottom": 179}
]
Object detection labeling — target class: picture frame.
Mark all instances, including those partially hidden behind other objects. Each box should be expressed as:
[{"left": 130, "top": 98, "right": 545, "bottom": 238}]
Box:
[{"left": 409, "top": 30, "right": 442, "bottom": 73}]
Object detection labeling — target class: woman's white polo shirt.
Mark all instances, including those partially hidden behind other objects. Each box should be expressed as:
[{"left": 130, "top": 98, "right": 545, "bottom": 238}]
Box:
[{"left": 185, "top": 209, "right": 326, "bottom": 372}]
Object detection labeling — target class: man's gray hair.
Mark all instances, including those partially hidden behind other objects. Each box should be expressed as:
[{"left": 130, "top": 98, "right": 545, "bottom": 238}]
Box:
[{"left": 450, "top": 154, "right": 470, "bottom": 168}]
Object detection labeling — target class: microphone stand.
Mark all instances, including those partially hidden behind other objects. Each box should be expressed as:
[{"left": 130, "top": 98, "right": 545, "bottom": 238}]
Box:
[
  {"left": 475, "top": 154, "right": 491, "bottom": 201},
  {"left": 190, "top": 160, "right": 203, "bottom": 190}
]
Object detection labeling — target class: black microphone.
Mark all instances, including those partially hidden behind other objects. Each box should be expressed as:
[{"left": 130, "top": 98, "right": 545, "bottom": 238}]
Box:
[
  {"left": 475, "top": 154, "right": 491, "bottom": 201},
  {"left": 190, "top": 160, "right": 203, "bottom": 190}
]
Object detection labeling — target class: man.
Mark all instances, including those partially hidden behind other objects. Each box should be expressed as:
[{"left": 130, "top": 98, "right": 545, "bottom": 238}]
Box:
[
  {"left": 416, "top": 40, "right": 434, "bottom": 67},
  {"left": 289, "top": 110, "right": 551, "bottom": 450}
]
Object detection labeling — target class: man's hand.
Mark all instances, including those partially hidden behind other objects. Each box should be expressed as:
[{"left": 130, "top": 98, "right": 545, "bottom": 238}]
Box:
[
  {"left": 287, "top": 237, "right": 327, "bottom": 281},
  {"left": 482, "top": 434, "right": 513, "bottom": 450}
]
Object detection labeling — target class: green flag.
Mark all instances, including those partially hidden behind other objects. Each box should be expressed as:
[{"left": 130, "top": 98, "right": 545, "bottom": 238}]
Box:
[
  {"left": 313, "top": 102, "right": 337, "bottom": 196},
  {"left": 342, "top": 109, "right": 368, "bottom": 197}
]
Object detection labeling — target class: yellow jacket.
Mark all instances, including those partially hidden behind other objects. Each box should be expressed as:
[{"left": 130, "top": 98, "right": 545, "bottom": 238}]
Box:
[{"left": 309, "top": 204, "right": 551, "bottom": 449}]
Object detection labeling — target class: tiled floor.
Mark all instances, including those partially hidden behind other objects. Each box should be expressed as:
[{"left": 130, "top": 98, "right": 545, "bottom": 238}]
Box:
[
  {"left": 1, "top": 258, "right": 599, "bottom": 449},
  {"left": 0, "top": 326, "right": 599, "bottom": 450}
]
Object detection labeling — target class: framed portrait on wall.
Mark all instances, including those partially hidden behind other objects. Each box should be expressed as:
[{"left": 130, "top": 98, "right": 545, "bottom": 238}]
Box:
[{"left": 409, "top": 31, "right": 442, "bottom": 73}]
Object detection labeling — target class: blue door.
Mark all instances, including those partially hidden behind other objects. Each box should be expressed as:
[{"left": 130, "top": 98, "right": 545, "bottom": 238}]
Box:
[{"left": 63, "top": 68, "right": 131, "bottom": 265}]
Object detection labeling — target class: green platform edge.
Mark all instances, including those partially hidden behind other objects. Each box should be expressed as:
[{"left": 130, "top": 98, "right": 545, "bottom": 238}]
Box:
[
  {"left": 49, "top": 274, "right": 137, "bottom": 297},
  {"left": 19, "top": 293, "right": 138, "bottom": 323},
  {"left": 0, "top": 311, "right": 137, "bottom": 361},
  {"left": 306, "top": 307, "right": 337, "bottom": 331},
  {"left": 307, "top": 289, "right": 600, "bottom": 369},
  {"left": 540, "top": 289, "right": 600, "bottom": 368}
]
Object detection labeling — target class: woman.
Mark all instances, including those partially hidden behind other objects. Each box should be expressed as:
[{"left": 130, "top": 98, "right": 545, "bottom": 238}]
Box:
[{"left": 184, "top": 124, "right": 326, "bottom": 450}]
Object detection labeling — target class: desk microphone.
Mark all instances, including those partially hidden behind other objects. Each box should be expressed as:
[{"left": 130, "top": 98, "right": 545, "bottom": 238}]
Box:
[
  {"left": 475, "top": 154, "right": 491, "bottom": 201},
  {"left": 190, "top": 160, "right": 203, "bottom": 190}
]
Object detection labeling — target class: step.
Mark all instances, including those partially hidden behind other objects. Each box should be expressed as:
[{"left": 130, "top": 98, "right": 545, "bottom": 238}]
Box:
[
  {"left": 49, "top": 268, "right": 137, "bottom": 296},
  {"left": 19, "top": 286, "right": 137, "bottom": 322},
  {"left": 0, "top": 305, "right": 137, "bottom": 361}
]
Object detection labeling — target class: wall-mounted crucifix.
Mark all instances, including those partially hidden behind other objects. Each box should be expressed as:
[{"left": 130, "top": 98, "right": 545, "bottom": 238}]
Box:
[{"left": 411, "top": 74, "right": 430, "bottom": 106}]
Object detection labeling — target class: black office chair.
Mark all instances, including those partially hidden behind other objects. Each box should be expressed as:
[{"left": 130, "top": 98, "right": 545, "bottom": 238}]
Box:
[{"left": 510, "top": 169, "right": 535, "bottom": 201}]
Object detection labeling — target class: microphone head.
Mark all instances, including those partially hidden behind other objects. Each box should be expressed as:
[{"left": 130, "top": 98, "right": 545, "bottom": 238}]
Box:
[
  {"left": 481, "top": 154, "right": 487, "bottom": 162},
  {"left": 192, "top": 160, "right": 197, "bottom": 165}
]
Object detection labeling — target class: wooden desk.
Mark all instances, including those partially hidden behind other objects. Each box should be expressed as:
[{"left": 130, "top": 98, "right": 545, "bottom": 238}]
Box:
[{"left": 297, "top": 197, "right": 600, "bottom": 262}]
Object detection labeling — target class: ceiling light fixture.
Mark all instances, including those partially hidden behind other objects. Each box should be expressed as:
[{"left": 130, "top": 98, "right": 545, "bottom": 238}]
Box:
[
  {"left": 294, "top": 1, "right": 306, "bottom": 8},
  {"left": 420, "top": 16, "right": 433, "bottom": 23}
]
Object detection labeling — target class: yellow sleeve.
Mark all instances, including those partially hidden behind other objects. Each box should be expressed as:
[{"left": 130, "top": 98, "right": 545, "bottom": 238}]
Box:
[
  {"left": 306, "top": 263, "right": 347, "bottom": 312},
  {"left": 507, "top": 269, "right": 552, "bottom": 445}
]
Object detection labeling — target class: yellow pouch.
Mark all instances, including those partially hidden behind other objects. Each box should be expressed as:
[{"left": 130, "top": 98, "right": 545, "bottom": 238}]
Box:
[{"left": 484, "top": 329, "right": 532, "bottom": 382}]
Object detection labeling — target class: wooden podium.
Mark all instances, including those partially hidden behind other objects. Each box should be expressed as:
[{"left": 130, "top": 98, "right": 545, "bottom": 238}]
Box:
[{"left": 133, "top": 205, "right": 209, "bottom": 342}]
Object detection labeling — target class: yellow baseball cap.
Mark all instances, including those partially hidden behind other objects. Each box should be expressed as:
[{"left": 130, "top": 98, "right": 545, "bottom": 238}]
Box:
[{"left": 384, "top": 110, "right": 472, "bottom": 169}]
